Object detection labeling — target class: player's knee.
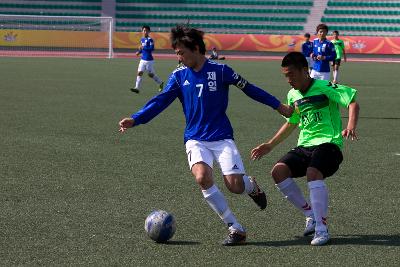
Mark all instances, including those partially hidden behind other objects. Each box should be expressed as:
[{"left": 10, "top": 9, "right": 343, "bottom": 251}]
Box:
[
  {"left": 223, "top": 174, "right": 244, "bottom": 194},
  {"left": 194, "top": 173, "right": 212, "bottom": 188},
  {"left": 137, "top": 71, "right": 144, "bottom": 76},
  {"left": 306, "top": 167, "right": 323, "bottom": 181},
  {"left": 271, "top": 163, "right": 291, "bottom": 183},
  {"left": 192, "top": 163, "right": 213, "bottom": 188},
  {"left": 148, "top": 73, "right": 154, "bottom": 78}
]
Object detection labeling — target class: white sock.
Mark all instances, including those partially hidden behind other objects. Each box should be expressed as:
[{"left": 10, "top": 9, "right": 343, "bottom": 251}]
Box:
[
  {"left": 276, "top": 178, "right": 313, "bottom": 217},
  {"left": 333, "top": 70, "right": 338, "bottom": 82},
  {"left": 202, "top": 184, "right": 242, "bottom": 230},
  {"left": 308, "top": 180, "right": 328, "bottom": 232},
  {"left": 242, "top": 175, "right": 255, "bottom": 194},
  {"left": 135, "top": 76, "right": 142, "bottom": 89},
  {"left": 151, "top": 74, "right": 162, "bottom": 84}
]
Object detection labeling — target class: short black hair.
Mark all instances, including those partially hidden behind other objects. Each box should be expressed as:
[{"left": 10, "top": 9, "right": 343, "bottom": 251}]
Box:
[
  {"left": 333, "top": 30, "right": 339, "bottom": 35},
  {"left": 142, "top": 25, "right": 151, "bottom": 31},
  {"left": 304, "top": 33, "right": 310, "bottom": 38},
  {"left": 316, "top": 23, "right": 328, "bottom": 33},
  {"left": 170, "top": 24, "right": 206, "bottom": 55},
  {"left": 281, "top": 52, "right": 308, "bottom": 70}
]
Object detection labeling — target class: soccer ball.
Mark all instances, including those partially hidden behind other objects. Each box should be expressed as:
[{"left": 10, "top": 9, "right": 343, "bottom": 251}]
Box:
[{"left": 144, "top": 210, "right": 176, "bottom": 243}]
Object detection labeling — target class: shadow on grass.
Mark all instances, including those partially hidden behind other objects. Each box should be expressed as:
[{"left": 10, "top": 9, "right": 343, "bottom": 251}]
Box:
[
  {"left": 247, "top": 234, "right": 400, "bottom": 247},
  {"left": 164, "top": 240, "right": 201, "bottom": 246},
  {"left": 332, "top": 234, "right": 400, "bottom": 246}
]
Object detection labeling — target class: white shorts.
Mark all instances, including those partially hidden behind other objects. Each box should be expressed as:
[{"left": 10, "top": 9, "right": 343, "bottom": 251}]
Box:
[
  {"left": 137, "top": 59, "right": 155, "bottom": 74},
  {"left": 310, "top": 69, "right": 330, "bottom": 81},
  {"left": 306, "top": 57, "right": 314, "bottom": 69},
  {"left": 185, "top": 139, "right": 246, "bottom": 175}
]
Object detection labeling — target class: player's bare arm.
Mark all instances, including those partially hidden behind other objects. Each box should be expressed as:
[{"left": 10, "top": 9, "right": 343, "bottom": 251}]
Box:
[
  {"left": 119, "top": 118, "right": 135, "bottom": 132},
  {"left": 276, "top": 103, "right": 294, "bottom": 118},
  {"left": 342, "top": 101, "right": 360, "bottom": 140},
  {"left": 251, "top": 122, "right": 297, "bottom": 160}
]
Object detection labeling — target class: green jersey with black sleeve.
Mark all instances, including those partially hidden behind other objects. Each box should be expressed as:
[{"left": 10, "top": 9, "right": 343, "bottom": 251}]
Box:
[{"left": 286, "top": 79, "right": 357, "bottom": 149}]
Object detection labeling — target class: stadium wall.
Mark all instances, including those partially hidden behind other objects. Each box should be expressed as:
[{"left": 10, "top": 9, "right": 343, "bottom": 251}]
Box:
[
  {"left": 116, "top": 32, "right": 400, "bottom": 55},
  {"left": 1, "top": 30, "right": 400, "bottom": 54}
]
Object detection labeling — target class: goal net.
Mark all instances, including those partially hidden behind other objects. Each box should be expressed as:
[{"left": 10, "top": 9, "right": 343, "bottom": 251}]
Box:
[{"left": 0, "top": 14, "right": 113, "bottom": 58}]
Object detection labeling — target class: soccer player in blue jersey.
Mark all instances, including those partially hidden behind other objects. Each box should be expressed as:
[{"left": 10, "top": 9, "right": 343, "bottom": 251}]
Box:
[
  {"left": 119, "top": 25, "right": 293, "bottom": 246},
  {"left": 301, "top": 33, "right": 313, "bottom": 73},
  {"left": 310, "top": 24, "right": 336, "bottom": 81},
  {"left": 130, "top": 25, "right": 164, "bottom": 93}
]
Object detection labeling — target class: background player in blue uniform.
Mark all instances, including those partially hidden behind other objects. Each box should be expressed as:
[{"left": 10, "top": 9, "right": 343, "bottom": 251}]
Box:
[
  {"left": 119, "top": 25, "right": 293, "bottom": 246},
  {"left": 310, "top": 24, "right": 336, "bottom": 81},
  {"left": 131, "top": 25, "right": 164, "bottom": 93},
  {"left": 301, "top": 33, "right": 313, "bottom": 73},
  {"left": 209, "top": 47, "right": 225, "bottom": 60}
]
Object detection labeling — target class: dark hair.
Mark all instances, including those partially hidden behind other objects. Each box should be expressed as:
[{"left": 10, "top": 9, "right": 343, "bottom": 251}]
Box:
[
  {"left": 281, "top": 52, "right": 308, "bottom": 70},
  {"left": 304, "top": 33, "right": 310, "bottom": 38},
  {"left": 170, "top": 24, "right": 206, "bottom": 55},
  {"left": 333, "top": 30, "right": 339, "bottom": 35},
  {"left": 142, "top": 25, "right": 151, "bottom": 31},
  {"left": 316, "top": 23, "right": 328, "bottom": 33}
]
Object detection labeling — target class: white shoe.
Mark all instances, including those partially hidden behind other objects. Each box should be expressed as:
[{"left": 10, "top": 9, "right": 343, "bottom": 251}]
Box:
[
  {"left": 311, "top": 231, "right": 330, "bottom": 246},
  {"left": 303, "top": 216, "right": 316, "bottom": 236}
]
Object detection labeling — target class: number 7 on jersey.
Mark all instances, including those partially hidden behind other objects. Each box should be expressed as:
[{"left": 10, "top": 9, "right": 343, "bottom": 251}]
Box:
[{"left": 196, "top": 84, "right": 204, "bottom": 97}]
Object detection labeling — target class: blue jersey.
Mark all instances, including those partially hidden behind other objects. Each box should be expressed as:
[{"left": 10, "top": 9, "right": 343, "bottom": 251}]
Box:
[
  {"left": 302, "top": 41, "right": 313, "bottom": 57},
  {"left": 132, "top": 60, "right": 281, "bottom": 143},
  {"left": 312, "top": 38, "right": 336, "bottom": 72},
  {"left": 138, "top": 37, "right": 154, "bottom": 61}
]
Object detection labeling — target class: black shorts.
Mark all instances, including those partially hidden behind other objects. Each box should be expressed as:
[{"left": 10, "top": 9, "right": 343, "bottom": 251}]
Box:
[
  {"left": 332, "top": 59, "right": 341, "bottom": 66},
  {"left": 277, "top": 143, "right": 343, "bottom": 178}
]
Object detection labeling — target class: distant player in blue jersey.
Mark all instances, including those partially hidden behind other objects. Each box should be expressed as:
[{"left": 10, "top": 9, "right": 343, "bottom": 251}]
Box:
[
  {"left": 131, "top": 25, "right": 164, "bottom": 94},
  {"left": 310, "top": 24, "right": 336, "bottom": 81},
  {"left": 119, "top": 25, "right": 293, "bottom": 246},
  {"left": 209, "top": 47, "right": 225, "bottom": 60},
  {"left": 301, "top": 33, "right": 313, "bottom": 73}
]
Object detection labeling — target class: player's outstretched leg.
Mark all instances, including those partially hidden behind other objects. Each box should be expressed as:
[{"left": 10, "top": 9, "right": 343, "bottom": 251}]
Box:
[{"left": 202, "top": 184, "right": 247, "bottom": 246}]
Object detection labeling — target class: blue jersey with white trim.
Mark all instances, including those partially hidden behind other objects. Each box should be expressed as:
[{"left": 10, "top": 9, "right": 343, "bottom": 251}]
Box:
[
  {"left": 312, "top": 38, "right": 336, "bottom": 72},
  {"left": 302, "top": 41, "right": 313, "bottom": 57},
  {"left": 139, "top": 37, "right": 154, "bottom": 61},
  {"left": 132, "top": 59, "right": 281, "bottom": 143}
]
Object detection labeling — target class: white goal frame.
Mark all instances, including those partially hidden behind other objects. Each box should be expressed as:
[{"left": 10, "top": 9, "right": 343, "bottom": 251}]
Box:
[{"left": 0, "top": 14, "right": 114, "bottom": 58}]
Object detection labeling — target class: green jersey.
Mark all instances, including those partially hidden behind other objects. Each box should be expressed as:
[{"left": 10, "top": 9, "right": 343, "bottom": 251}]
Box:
[
  {"left": 287, "top": 79, "right": 357, "bottom": 149},
  {"left": 331, "top": 39, "right": 345, "bottom": 59}
]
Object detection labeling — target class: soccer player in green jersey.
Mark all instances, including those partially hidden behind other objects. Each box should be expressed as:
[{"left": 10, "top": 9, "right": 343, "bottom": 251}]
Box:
[
  {"left": 251, "top": 52, "right": 359, "bottom": 246},
  {"left": 331, "top": 30, "right": 347, "bottom": 84}
]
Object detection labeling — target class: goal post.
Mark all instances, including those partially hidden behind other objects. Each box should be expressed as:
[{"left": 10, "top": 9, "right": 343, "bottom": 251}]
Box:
[{"left": 0, "top": 14, "right": 114, "bottom": 58}]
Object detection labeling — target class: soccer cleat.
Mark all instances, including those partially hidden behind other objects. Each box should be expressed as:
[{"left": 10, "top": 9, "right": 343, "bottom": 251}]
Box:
[
  {"left": 311, "top": 231, "right": 330, "bottom": 246},
  {"left": 222, "top": 228, "right": 246, "bottom": 246},
  {"left": 158, "top": 82, "right": 164, "bottom": 92},
  {"left": 130, "top": 88, "right": 140, "bottom": 93},
  {"left": 248, "top": 177, "right": 267, "bottom": 210},
  {"left": 303, "top": 216, "right": 316, "bottom": 236}
]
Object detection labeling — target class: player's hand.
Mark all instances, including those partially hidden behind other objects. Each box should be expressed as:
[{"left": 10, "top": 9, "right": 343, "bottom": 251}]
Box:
[
  {"left": 119, "top": 118, "right": 135, "bottom": 133},
  {"left": 251, "top": 143, "right": 273, "bottom": 160},
  {"left": 316, "top": 55, "right": 324, "bottom": 60},
  {"left": 342, "top": 128, "right": 358, "bottom": 140},
  {"left": 276, "top": 103, "right": 294, "bottom": 118}
]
